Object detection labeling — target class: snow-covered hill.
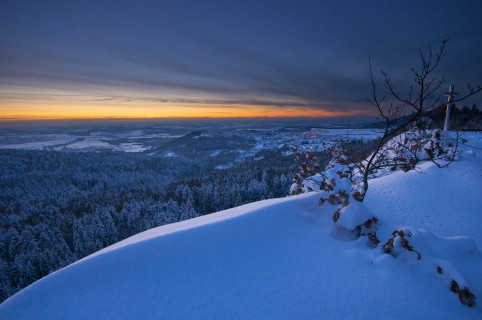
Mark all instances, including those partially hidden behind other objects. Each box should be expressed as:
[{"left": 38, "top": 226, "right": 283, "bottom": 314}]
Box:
[{"left": 0, "top": 133, "right": 481, "bottom": 319}]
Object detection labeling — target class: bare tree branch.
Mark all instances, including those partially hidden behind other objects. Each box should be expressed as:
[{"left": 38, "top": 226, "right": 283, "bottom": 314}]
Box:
[{"left": 358, "top": 39, "right": 480, "bottom": 200}]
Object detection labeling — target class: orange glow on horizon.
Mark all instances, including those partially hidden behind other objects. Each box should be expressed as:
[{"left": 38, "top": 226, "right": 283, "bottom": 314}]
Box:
[
  {"left": 0, "top": 107, "right": 372, "bottom": 121},
  {"left": 0, "top": 95, "right": 374, "bottom": 121}
]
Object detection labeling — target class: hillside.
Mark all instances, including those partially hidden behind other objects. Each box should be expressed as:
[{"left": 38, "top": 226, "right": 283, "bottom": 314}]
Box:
[
  {"left": 0, "top": 133, "right": 481, "bottom": 319},
  {"left": 0, "top": 126, "right": 379, "bottom": 303}
]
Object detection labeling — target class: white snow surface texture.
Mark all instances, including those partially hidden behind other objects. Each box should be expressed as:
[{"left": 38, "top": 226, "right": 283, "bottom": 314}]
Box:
[{"left": 1, "top": 133, "right": 481, "bottom": 320}]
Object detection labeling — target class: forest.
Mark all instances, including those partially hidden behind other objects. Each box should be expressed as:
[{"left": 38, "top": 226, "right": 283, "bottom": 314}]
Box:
[
  {"left": 0, "top": 135, "right": 398, "bottom": 302},
  {"left": 0, "top": 147, "right": 299, "bottom": 302},
  {"left": 428, "top": 103, "right": 482, "bottom": 131}
]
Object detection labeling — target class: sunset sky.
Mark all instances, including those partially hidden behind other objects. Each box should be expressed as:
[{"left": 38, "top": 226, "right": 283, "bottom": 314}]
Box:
[{"left": 1, "top": 0, "right": 481, "bottom": 120}]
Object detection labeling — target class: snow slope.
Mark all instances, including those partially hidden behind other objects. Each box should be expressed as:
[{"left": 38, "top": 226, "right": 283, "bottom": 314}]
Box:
[{"left": 1, "top": 135, "right": 481, "bottom": 319}]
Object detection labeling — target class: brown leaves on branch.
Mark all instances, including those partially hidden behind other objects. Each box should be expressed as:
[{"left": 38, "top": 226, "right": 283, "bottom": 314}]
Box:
[
  {"left": 332, "top": 209, "right": 341, "bottom": 223},
  {"left": 319, "top": 190, "right": 350, "bottom": 223},
  {"left": 450, "top": 280, "right": 476, "bottom": 307},
  {"left": 367, "top": 232, "right": 380, "bottom": 248},
  {"left": 382, "top": 229, "right": 421, "bottom": 260}
]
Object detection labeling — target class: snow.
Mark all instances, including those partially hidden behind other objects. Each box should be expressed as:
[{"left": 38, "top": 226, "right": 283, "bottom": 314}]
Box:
[
  {"left": 163, "top": 151, "right": 176, "bottom": 157},
  {"left": 0, "top": 139, "right": 76, "bottom": 150},
  {"left": 210, "top": 150, "right": 222, "bottom": 157},
  {"left": 0, "top": 134, "right": 78, "bottom": 150},
  {"left": 1, "top": 134, "right": 481, "bottom": 319},
  {"left": 337, "top": 199, "right": 373, "bottom": 230},
  {"left": 112, "top": 143, "right": 148, "bottom": 153},
  {"left": 365, "top": 131, "right": 482, "bottom": 245},
  {"left": 65, "top": 140, "right": 111, "bottom": 149},
  {"left": 127, "top": 133, "right": 183, "bottom": 139},
  {"left": 215, "top": 163, "right": 234, "bottom": 170},
  {"left": 366, "top": 148, "right": 482, "bottom": 247},
  {"left": 0, "top": 126, "right": 380, "bottom": 156}
]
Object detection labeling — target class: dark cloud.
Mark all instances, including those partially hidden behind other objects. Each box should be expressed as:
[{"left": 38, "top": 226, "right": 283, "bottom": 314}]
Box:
[{"left": 1, "top": 0, "right": 481, "bottom": 116}]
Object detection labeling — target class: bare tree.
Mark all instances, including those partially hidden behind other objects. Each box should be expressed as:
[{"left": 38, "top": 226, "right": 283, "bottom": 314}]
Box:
[{"left": 357, "top": 39, "right": 481, "bottom": 199}]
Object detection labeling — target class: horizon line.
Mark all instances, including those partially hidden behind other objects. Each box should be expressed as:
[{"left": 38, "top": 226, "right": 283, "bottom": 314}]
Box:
[{"left": 0, "top": 114, "right": 377, "bottom": 122}]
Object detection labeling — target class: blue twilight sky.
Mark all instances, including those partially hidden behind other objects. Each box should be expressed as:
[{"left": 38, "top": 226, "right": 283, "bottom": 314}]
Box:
[{"left": 0, "top": 0, "right": 481, "bottom": 119}]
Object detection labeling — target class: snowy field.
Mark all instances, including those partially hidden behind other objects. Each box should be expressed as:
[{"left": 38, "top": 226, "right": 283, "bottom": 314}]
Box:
[
  {"left": 0, "top": 122, "right": 379, "bottom": 154},
  {"left": 0, "top": 123, "right": 381, "bottom": 170},
  {"left": 0, "top": 132, "right": 481, "bottom": 319},
  {"left": 0, "top": 129, "right": 177, "bottom": 152}
]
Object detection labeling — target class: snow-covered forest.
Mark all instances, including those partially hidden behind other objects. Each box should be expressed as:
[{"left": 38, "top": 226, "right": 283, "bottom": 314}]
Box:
[
  {"left": 0, "top": 130, "right": 381, "bottom": 303},
  {"left": 0, "top": 148, "right": 293, "bottom": 301}
]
